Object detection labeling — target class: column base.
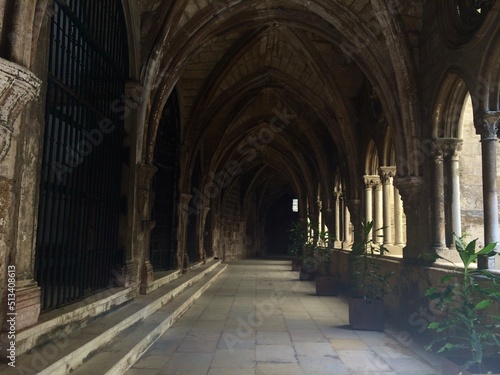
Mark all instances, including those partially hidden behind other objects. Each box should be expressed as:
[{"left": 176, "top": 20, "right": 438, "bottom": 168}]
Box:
[
  {"left": 9, "top": 280, "right": 41, "bottom": 331},
  {"left": 477, "top": 255, "right": 496, "bottom": 270}
]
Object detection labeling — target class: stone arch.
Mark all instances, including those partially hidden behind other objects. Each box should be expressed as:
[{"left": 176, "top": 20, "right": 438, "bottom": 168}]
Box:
[
  {"left": 139, "top": 1, "right": 415, "bottom": 180},
  {"left": 432, "top": 71, "right": 471, "bottom": 138},
  {"left": 365, "top": 140, "right": 379, "bottom": 175}
]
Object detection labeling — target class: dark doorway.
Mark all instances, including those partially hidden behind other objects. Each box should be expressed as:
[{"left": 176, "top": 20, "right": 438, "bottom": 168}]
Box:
[{"left": 264, "top": 194, "right": 298, "bottom": 255}]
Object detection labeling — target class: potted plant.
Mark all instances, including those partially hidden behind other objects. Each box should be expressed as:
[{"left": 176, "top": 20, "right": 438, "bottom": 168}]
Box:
[
  {"left": 314, "top": 230, "right": 339, "bottom": 296},
  {"left": 425, "top": 234, "right": 500, "bottom": 374},
  {"left": 288, "top": 221, "right": 306, "bottom": 271},
  {"left": 348, "top": 221, "right": 394, "bottom": 331}
]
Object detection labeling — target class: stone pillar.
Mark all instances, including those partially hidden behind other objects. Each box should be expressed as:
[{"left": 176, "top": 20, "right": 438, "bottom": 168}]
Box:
[
  {"left": 380, "top": 167, "right": 396, "bottom": 245},
  {"left": 199, "top": 207, "right": 211, "bottom": 262},
  {"left": 0, "top": 58, "right": 41, "bottom": 332},
  {"left": 478, "top": 113, "right": 500, "bottom": 269},
  {"left": 343, "top": 204, "right": 351, "bottom": 248},
  {"left": 363, "top": 175, "right": 378, "bottom": 232},
  {"left": 431, "top": 140, "right": 447, "bottom": 253},
  {"left": 136, "top": 163, "right": 158, "bottom": 291},
  {"left": 373, "top": 177, "right": 383, "bottom": 244},
  {"left": 177, "top": 194, "right": 193, "bottom": 270},
  {"left": 394, "top": 176, "right": 425, "bottom": 261},
  {"left": 393, "top": 187, "right": 404, "bottom": 246},
  {"left": 334, "top": 191, "right": 342, "bottom": 247},
  {"left": 445, "top": 139, "right": 463, "bottom": 247}
]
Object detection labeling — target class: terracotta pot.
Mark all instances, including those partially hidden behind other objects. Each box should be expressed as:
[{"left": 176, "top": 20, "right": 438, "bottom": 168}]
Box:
[
  {"left": 348, "top": 297, "right": 384, "bottom": 331},
  {"left": 315, "top": 276, "right": 339, "bottom": 296},
  {"left": 291, "top": 258, "right": 301, "bottom": 271}
]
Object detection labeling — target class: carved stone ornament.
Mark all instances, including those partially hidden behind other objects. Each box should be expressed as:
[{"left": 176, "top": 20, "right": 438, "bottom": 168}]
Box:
[
  {"left": 482, "top": 112, "right": 500, "bottom": 140},
  {"left": 379, "top": 167, "right": 396, "bottom": 185},
  {"left": 433, "top": 138, "right": 464, "bottom": 159},
  {"left": 0, "top": 58, "right": 41, "bottom": 163},
  {"left": 363, "top": 175, "right": 380, "bottom": 189}
]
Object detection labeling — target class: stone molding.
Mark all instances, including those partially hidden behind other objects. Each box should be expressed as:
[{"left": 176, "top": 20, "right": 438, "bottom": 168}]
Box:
[{"left": 0, "top": 58, "right": 41, "bottom": 163}]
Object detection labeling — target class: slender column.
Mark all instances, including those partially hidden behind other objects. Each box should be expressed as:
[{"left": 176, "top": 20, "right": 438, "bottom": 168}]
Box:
[
  {"left": 343, "top": 204, "right": 351, "bottom": 247},
  {"left": 334, "top": 191, "right": 341, "bottom": 245},
  {"left": 393, "top": 187, "right": 404, "bottom": 245},
  {"left": 363, "top": 175, "right": 378, "bottom": 225},
  {"left": 373, "top": 177, "right": 383, "bottom": 244},
  {"left": 177, "top": 194, "right": 193, "bottom": 270},
  {"left": 380, "top": 167, "right": 396, "bottom": 245},
  {"left": 479, "top": 113, "right": 500, "bottom": 269},
  {"left": 432, "top": 140, "right": 447, "bottom": 251},
  {"left": 445, "top": 139, "right": 464, "bottom": 245}
]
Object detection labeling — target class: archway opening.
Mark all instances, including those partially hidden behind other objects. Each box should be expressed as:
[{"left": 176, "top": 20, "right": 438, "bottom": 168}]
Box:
[{"left": 264, "top": 193, "right": 298, "bottom": 256}]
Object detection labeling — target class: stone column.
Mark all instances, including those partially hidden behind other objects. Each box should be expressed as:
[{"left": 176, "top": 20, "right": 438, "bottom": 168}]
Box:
[
  {"left": 444, "top": 139, "right": 463, "bottom": 247},
  {"left": 177, "top": 194, "right": 193, "bottom": 270},
  {"left": 0, "top": 58, "right": 41, "bottom": 331},
  {"left": 373, "top": 177, "right": 383, "bottom": 244},
  {"left": 136, "top": 163, "right": 158, "bottom": 291},
  {"left": 478, "top": 113, "right": 500, "bottom": 269},
  {"left": 431, "top": 140, "right": 447, "bottom": 253},
  {"left": 334, "top": 191, "right": 342, "bottom": 247},
  {"left": 343, "top": 204, "right": 351, "bottom": 248},
  {"left": 393, "top": 187, "right": 404, "bottom": 246},
  {"left": 380, "top": 167, "right": 396, "bottom": 245},
  {"left": 394, "top": 176, "right": 425, "bottom": 261},
  {"left": 199, "top": 207, "right": 211, "bottom": 262},
  {"left": 363, "top": 175, "right": 378, "bottom": 225}
]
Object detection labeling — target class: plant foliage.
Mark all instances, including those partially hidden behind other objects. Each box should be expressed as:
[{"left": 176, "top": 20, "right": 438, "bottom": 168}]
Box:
[
  {"left": 349, "top": 221, "right": 394, "bottom": 299},
  {"left": 425, "top": 234, "right": 500, "bottom": 372}
]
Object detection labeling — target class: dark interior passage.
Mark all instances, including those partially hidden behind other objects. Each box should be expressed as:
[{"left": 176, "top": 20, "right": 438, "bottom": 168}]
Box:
[{"left": 264, "top": 194, "right": 298, "bottom": 255}]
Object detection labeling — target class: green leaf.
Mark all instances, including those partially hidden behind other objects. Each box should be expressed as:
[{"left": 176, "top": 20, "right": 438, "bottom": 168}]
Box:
[
  {"left": 474, "top": 299, "right": 492, "bottom": 310},
  {"left": 476, "top": 242, "right": 497, "bottom": 256},
  {"left": 428, "top": 322, "right": 441, "bottom": 330}
]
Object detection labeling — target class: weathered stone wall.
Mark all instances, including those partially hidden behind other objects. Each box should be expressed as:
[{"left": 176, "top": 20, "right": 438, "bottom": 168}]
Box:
[{"left": 220, "top": 180, "right": 247, "bottom": 261}]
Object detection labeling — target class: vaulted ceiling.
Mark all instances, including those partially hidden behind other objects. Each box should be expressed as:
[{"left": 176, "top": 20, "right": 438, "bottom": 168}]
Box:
[{"left": 138, "top": 0, "right": 425, "bottom": 211}]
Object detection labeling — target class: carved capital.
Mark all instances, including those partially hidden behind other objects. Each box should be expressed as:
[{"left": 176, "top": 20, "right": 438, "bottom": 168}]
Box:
[
  {"left": 433, "top": 138, "right": 464, "bottom": 160},
  {"left": 363, "top": 175, "right": 380, "bottom": 190},
  {"left": 379, "top": 167, "right": 396, "bottom": 185},
  {"left": 393, "top": 176, "right": 424, "bottom": 215},
  {"left": 481, "top": 111, "right": 500, "bottom": 140},
  {"left": 0, "top": 58, "right": 41, "bottom": 163}
]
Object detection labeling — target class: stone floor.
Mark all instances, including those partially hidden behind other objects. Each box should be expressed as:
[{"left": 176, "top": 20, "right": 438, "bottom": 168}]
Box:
[{"left": 125, "top": 259, "right": 441, "bottom": 375}]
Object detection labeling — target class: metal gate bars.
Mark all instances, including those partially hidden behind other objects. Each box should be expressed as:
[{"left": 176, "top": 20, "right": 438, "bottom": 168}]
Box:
[{"left": 35, "top": 0, "right": 128, "bottom": 310}]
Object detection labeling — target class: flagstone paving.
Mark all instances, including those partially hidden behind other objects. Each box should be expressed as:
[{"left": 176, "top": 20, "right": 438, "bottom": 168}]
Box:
[{"left": 125, "top": 259, "right": 441, "bottom": 375}]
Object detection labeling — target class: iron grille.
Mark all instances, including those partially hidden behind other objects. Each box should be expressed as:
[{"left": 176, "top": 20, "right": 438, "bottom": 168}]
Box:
[{"left": 35, "top": 0, "right": 128, "bottom": 310}]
